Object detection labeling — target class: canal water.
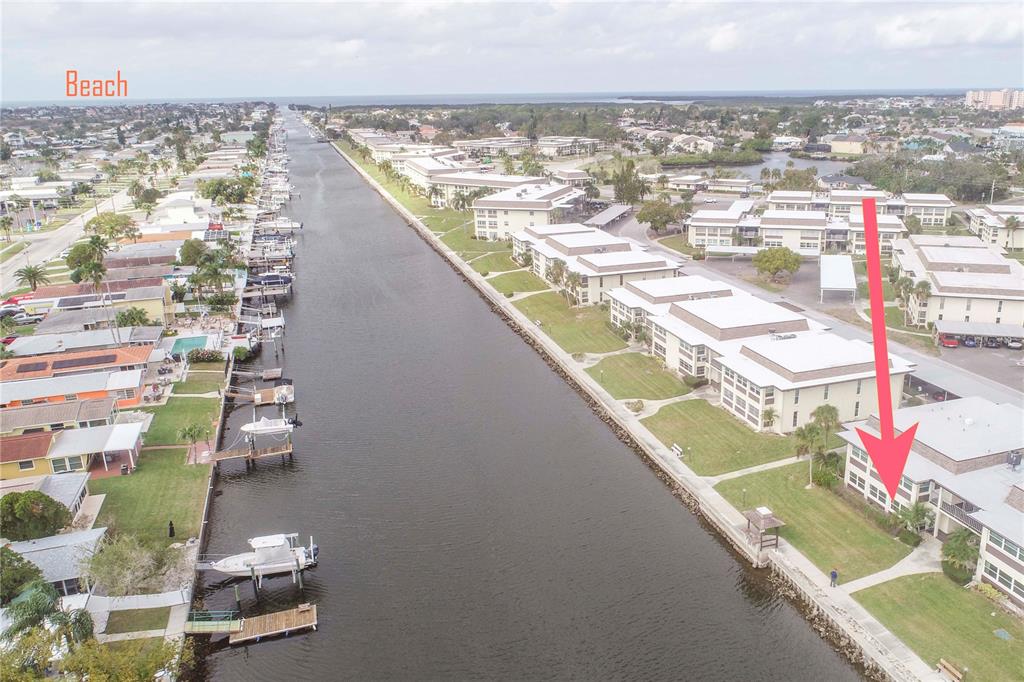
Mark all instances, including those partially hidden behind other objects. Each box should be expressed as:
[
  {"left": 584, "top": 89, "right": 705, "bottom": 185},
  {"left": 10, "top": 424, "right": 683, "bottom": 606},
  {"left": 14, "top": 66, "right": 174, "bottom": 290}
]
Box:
[
  {"left": 196, "top": 115, "right": 861, "bottom": 681},
  {"left": 679, "top": 151, "right": 853, "bottom": 180}
]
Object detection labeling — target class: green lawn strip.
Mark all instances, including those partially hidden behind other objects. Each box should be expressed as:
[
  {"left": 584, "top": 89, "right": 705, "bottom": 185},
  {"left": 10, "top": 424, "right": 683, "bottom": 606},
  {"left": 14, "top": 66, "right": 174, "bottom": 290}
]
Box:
[
  {"left": 141, "top": 398, "right": 220, "bottom": 446},
  {"left": 0, "top": 242, "right": 28, "bottom": 264},
  {"left": 12, "top": 325, "right": 36, "bottom": 336},
  {"left": 716, "top": 462, "right": 911, "bottom": 579},
  {"left": 103, "top": 637, "right": 164, "bottom": 655},
  {"left": 883, "top": 306, "right": 928, "bottom": 334},
  {"left": 513, "top": 292, "right": 626, "bottom": 354},
  {"left": 441, "top": 225, "right": 507, "bottom": 254},
  {"left": 586, "top": 353, "right": 690, "bottom": 400},
  {"left": 853, "top": 575, "right": 1024, "bottom": 681},
  {"left": 658, "top": 235, "right": 704, "bottom": 258},
  {"left": 470, "top": 252, "right": 518, "bottom": 274},
  {"left": 91, "top": 448, "right": 209, "bottom": 547},
  {"left": 642, "top": 399, "right": 800, "bottom": 475},
  {"left": 854, "top": 260, "right": 896, "bottom": 301},
  {"left": 488, "top": 271, "right": 549, "bottom": 295},
  {"left": 104, "top": 607, "right": 171, "bottom": 634},
  {"left": 187, "top": 360, "right": 227, "bottom": 372},
  {"left": 743, "top": 275, "right": 787, "bottom": 293},
  {"left": 173, "top": 375, "right": 224, "bottom": 395}
]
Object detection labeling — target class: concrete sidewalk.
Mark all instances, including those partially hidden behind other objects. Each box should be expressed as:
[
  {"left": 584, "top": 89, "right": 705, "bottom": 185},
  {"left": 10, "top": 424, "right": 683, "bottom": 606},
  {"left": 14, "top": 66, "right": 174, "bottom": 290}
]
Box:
[{"left": 842, "top": 536, "right": 943, "bottom": 594}]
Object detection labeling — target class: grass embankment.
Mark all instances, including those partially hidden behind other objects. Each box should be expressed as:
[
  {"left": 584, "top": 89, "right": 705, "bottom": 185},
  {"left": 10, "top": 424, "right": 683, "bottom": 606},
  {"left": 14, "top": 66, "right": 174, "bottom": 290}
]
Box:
[
  {"left": 141, "top": 398, "right": 220, "bottom": 446},
  {"left": 513, "top": 292, "right": 626, "bottom": 354},
  {"left": 854, "top": 260, "right": 896, "bottom": 301},
  {"left": 716, "top": 462, "right": 912, "bottom": 580},
  {"left": 91, "top": 449, "right": 210, "bottom": 546},
  {"left": 586, "top": 353, "right": 690, "bottom": 400},
  {"left": 643, "top": 399, "right": 802, "bottom": 475},
  {"left": 854, "top": 575, "right": 1024, "bottom": 682},
  {"left": 488, "top": 271, "right": 549, "bottom": 296},
  {"left": 173, "top": 375, "right": 224, "bottom": 395},
  {"left": 658, "top": 235, "right": 705, "bottom": 258},
  {"left": 103, "top": 607, "right": 171, "bottom": 634},
  {"left": 470, "top": 252, "right": 519, "bottom": 274},
  {"left": 0, "top": 241, "right": 28, "bottom": 263}
]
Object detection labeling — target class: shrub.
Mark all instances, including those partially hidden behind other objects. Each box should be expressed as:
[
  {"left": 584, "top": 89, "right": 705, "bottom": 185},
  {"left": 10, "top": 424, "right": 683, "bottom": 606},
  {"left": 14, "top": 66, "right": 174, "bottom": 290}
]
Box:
[
  {"left": 897, "top": 529, "right": 923, "bottom": 547},
  {"left": 0, "top": 491, "right": 72, "bottom": 540},
  {"left": 232, "top": 346, "right": 253, "bottom": 362},
  {"left": 504, "top": 292, "right": 514, "bottom": 298},
  {"left": 205, "top": 292, "right": 237, "bottom": 311},
  {"left": 480, "top": 271, "right": 489, "bottom": 277},
  {"left": 975, "top": 582, "right": 1003, "bottom": 602},
  {"left": 625, "top": 400, "right": 645, "bottom": 413},
  {"left": 0, "top": 546, "right": 42, "bottom": 605},
  {"left": 942, "top": 559, "right": 974, "bottom": 586},
  {"left": 812, "top": 466, "right": 838, "bottom": 489},
  {"left": 187, "top": 348, "right": 223, "bottom": 364},
  {"left": 683, "top": 375, "right": 709, "bottom": 388}
]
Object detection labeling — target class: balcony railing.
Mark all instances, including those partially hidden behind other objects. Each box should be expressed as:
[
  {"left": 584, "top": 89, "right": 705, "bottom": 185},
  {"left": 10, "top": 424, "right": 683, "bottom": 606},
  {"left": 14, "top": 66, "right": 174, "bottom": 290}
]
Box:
[{"left": 940, "top": 501, "right": 983, "bottom": 534}]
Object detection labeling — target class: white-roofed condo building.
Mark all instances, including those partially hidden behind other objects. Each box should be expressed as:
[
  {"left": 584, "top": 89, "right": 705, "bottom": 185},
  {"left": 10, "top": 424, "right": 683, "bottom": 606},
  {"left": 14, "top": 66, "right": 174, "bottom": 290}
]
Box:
[
  {"left": 513, "top": 225, "right": 679, "bottom": 305},
  {"left": 647, "top": 293, "right": 913, "bottom": 433},
  {"left": 473, "top": 183, "right": 585, "bottom": 241},
  {"left": 839, "top": 397, "right": 1024, "bottom": 608},
  {"left": 966, "top": 204, "right": 1024, "bottom": 251},
  {"left": 426, "top": 171, "right": 544, "bottom": 208},
  {"left": 892, "top": 234, "right": 1024, "bottom": 328},
  {"left": 607, "top": 276, "right": 735, "bottom": 330}
]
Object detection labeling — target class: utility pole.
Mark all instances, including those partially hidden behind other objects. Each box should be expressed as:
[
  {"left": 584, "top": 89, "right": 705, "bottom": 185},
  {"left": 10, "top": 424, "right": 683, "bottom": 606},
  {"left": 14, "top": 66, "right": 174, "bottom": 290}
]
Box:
[{"left": 990, "top": 178, "right": 996, "bottom": 204}]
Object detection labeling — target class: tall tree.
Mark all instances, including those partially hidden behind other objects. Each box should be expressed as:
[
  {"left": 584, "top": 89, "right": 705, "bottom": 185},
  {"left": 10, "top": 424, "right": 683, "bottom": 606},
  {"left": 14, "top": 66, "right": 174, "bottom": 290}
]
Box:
[
  {"left": 13, "top": 265, "right": 50, "bottom": 291},
  {"left": 0, "top": 492, "right": 71, "bottom": 541}
]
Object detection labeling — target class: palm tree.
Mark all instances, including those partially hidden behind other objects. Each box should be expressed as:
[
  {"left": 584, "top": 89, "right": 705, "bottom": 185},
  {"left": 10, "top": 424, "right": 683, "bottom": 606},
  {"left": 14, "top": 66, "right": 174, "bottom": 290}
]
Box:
[
  {"left": 2, "top": 579, "right": 93, "bottom": 647},
  {"left": 894, "top": 277, "right": 914, "bottom": 306},
  {"left": 811, "top": 404, "right": 839, "bottom": 454},
  {"left": 427, "top": 185, "right": 444, "bottom": 207},
  {"left": 83, "top": 235, "right": 110, "bottom": 264},
  {"left": 77, "top": 260, "right": 107, "bottom": 294},
  {"left": 564, "top": 271, "right": 582, "bottom": 305},
  {"left": 198, "top": 260, "right": 231, "bottom": 293},
  {"left": 0, "top": 215, "right": 13, "bottom": 243},
  {"left": 761, "top": 407, "right": 776, "bottom": 429},
  {"left": 127, "top": 179, "right": 145, "bottom": 202},
  {"left": 793, "top": 422, "right": 822, "bottom": 487},
  {"left": 546, "top": 258, "right": 566, "bottom": 287},
  {"left": 14, "top": 265, "right": 50, "bottom": 291},
  {"left": 895, "top": 502, "right": 934, "bottom": 534},
  {"left": 942, "top": 528, "right": 980, "bottom": 571},
  {"left": 178, "top": 422, "right": 212, "bottom": 456},
  {"left": 912, "top": 280, "right": 931, "bottom": 304},
  {"left": 451, "top": 191, "right": 469, "bottom": 212},
  {"left": 170, "top": 281, "right": 188, "bottom": 303}
]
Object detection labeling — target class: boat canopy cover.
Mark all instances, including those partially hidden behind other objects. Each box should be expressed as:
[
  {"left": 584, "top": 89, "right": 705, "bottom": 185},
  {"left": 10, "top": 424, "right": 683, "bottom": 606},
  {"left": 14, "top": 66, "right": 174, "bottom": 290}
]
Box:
[{"left": 248, "top": 533, "right": 298, "bottom": 549}]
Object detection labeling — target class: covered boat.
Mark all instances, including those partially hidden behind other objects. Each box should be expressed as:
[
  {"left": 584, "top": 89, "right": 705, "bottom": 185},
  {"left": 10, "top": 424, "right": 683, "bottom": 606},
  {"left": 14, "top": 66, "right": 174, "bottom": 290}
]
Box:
[{"left": 208, "top": 533, "right": 318, "bottom": 578}]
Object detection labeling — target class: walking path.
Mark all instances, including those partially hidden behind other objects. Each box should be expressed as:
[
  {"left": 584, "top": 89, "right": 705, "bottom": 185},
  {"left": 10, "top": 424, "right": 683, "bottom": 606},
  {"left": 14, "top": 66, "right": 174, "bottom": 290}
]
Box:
[
  {"left": 841, "top": 537, "right": 943, "bottom": 594},
  {"left": 625, "top": 390, "right": 708, "bottom": 419},
  {"left": 334, "top": 144, "right": 942, "bottom": 682},
  {"left": 703, "top": 455, "right": 803, "bottom": 485},
  {"left": 97, "top": 629, "right": 166, "bottom": 643}
]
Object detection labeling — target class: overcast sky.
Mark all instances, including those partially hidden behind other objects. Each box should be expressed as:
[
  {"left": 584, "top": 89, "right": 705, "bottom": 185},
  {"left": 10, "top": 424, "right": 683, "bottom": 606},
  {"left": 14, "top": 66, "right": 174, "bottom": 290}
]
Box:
[{"left": 2, "top": 1, "right": 1022, "bottom": 103}]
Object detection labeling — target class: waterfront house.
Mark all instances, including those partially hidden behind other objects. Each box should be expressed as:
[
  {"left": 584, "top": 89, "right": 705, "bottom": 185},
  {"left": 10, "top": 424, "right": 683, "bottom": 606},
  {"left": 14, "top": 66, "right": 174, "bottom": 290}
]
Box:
[
  {"left": 0, "top": 369, "right": 145, "bottom": 409},
  {"left": 426, "top": 171, "right": 544, "bottom": 208},
  {"left": 7, "top": 527, "right": 107, "bottom": 596},
  {"left": 0, "top": 422, "right": 143, "bottom": 477},
  {"left": 0, "top": 397, "right": 117, "bottom": 436},
  {"left": 647, "top": 294, "right": 913, "bottom": 432},
  {"left": 6, "top": 326, "right": 163, "bottom": 357},
  {"left": 0, "top": 344, "right": 155, "bottom": 383},
  {"left": 472, "top": 183, "right": 585, "bottom": 240},
  {"left": 839, "top": 397, "right": 1024, "bottom": 608},
  {"left": 0, "top": 472, "right": 91, "bottom": 519}
]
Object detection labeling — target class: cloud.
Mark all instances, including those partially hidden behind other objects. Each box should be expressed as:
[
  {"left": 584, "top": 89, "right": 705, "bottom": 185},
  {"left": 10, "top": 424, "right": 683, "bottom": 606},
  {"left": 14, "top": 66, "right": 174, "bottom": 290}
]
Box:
[
  {"left": 874, "top": 5, "right": 1022, "bottom": 50},
  {"left": 706, "top": 22, "right": 740, "bottom": 53}
]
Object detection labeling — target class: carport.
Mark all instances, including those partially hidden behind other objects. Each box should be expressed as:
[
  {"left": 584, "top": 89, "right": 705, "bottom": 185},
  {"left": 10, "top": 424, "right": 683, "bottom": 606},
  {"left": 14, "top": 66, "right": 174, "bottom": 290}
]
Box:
[
  {"left": 819, "top": 254, "right": 857, "bottom": 303},
  {"left": 933, "top": 320, "right": 1024, "bottom": 345},
  {"left": 583, "top": 203, "right": 631, "bottom": 230}
]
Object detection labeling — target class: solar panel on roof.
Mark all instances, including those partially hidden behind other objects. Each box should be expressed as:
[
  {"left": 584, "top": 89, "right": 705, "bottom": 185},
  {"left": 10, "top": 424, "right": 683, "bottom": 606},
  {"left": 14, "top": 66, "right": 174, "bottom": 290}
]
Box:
[
  {"left": 52, "top": 354, "right": 118, "bottom": 370},
  {"left": 15, "top": 361, "right": 49, "bottom": 373}
]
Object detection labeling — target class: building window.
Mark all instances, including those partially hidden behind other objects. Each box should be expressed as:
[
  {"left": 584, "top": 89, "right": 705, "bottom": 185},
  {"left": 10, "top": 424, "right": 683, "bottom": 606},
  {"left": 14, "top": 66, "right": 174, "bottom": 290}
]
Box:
[
  {"left": 849, "top": 472, "right": 866, "bottom": 490},
  {"left": 856, "top": 379, "right": 862, "bottom": 395},
  {"left": 794, "top": 389, "right": 800, "bottom": 405},
  {"left": 792, "top": 411, "right": 798, "bottom": 427},
  {"left": 989, "top": 531, "right": 1024, "bottom": 562},
  {"left": 63, "top": 394, "right": 78, "bottom": 402},
  {"left": 18, "top": 461, "right": 35, "bottom": 471},
  {"left": 854, "top": 401, "right": 860, "bottom": 417},
  {"left": 823, "top": 385, "right": 829, "bottom": 400}
]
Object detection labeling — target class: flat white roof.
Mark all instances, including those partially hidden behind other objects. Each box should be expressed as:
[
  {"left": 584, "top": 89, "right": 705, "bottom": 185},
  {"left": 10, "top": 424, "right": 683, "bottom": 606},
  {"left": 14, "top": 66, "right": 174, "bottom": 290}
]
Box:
[
  {"left": 820, "top": 255, "right": 857, "bottom": 291},
  {"left": 673, "top": 295, "right": 805, "bottom": 329},
  {"left": 1, "top": 369, "right": 143, "bottom": 404},
  {"left": 48, "top": 422, "right": 144, "bottom": 459},
  {"left": 547, "top": 231, "right": 629, "bottom": 250}
]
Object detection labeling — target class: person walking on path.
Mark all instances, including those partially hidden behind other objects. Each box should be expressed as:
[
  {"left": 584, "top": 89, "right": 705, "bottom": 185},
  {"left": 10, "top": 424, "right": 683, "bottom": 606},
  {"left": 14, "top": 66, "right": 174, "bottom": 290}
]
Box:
[{"left": 830, "top": 567, "right": 838, "bottom": 587}]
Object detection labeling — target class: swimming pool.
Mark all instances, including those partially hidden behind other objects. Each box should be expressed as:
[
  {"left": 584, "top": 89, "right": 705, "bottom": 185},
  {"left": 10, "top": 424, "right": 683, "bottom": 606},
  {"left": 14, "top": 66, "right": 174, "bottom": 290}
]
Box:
[{"left": 171, "top": 335, "right": 208, "bottom": 356}]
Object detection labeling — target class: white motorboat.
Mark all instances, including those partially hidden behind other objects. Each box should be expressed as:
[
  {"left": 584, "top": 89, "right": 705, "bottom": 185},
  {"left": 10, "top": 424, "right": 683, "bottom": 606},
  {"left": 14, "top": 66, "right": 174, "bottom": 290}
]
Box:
[
  {"left": 240, "top": 416, "right": 294, "bottom": 436},
  {"left": 208, "top": 533, "right": 318, "bottom": 578}
]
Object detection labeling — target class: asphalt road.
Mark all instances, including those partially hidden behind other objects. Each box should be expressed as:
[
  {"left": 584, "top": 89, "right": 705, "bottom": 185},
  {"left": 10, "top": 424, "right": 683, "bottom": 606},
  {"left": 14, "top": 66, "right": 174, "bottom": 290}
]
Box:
[{"left": 0, "top": 189, "right": 130, "bottom": 294}]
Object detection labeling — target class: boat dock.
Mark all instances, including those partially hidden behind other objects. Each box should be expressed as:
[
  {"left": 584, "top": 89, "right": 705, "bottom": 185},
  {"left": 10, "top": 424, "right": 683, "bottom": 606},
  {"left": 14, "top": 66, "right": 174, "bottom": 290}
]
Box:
[
  {"left": 229, "top": 603, "right": 318, "bottom": 644},
  {"left": 224, "top": 386, "right": 285, "bottom": 405},
  {"left": 183, "top": 605, "right": 318, "bottom": 644},
  {"left": 212, "top": 442, "right": 293, "bottom": 463}
]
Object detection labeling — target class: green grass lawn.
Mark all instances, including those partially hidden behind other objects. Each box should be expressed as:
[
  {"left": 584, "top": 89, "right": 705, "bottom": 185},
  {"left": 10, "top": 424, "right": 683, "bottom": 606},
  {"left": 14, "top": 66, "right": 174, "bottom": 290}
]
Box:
[
  {"left": 642, "top": 399, "right": 802, "bottom": 475},
  {"left": 104, "top": 607, "right": 171, "bottom": 634},
  {"left": 586, "top": 353, "right": 690, "bottom": 400},
  {"left": 513, "top": 292, "right": 626, "bottom": 354},
  {"left": 173, "top": 375, "right": 224, "bottom": 395},
  {"left": 142, "top": 398, "right": 220, "bottom": 446},
  {"left": 470, "top": 252, "right": 519, "bottom": 274},
  {"left": 716, "top": 462, "right": 911, "bottom": 580},
  {"left": 854, "top": 260, "right": 896, "bottom": 301},
  {"left": 0, "top": 241, "right": 28, "bottom": 264},
  {"left": 488, "top": 270, "right": 549, "bottom": 295},
  {"left": 854, "top": 575, "right": 1024, "bottom": 682},
  {"left": 91, "top": 449, "right": 210, "bottom": 547},
  {"left": 883, "top": 305, "right": 928, "bottom": 334},
  {"left": 440, "top": 225, "right": 505, "bottom": 256},
  {"left": 12, "top": 325, "right": 36, "bottom": 336},
  {"left": 187, "top": 360, "right": 227, "bottom": 373},
  {"left": 658, "top": 235, "right": 704, "bottom": 258}
]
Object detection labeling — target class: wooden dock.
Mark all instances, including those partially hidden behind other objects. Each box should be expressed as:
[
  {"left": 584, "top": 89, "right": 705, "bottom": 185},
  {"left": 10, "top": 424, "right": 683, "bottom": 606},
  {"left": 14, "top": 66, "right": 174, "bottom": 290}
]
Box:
[
  {"left": 212, "top": 443, "right": 293, "bottom": 462},
  {"left": 229, "top": 604, "right": 317, "bottom": 644}
]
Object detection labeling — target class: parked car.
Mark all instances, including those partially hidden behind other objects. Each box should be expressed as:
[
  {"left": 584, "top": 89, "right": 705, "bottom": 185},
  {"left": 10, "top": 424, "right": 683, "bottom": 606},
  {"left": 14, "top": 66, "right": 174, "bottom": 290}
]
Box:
[
  {"left": 1007, "top": 340, "right": 1024, "bottom": 351},
  {"left": 11, "top": 312, "right": 44, "bottom": 325},
  {"left": 0, "top": 307, "right": 24, "bottom": 319},
  {"left": 1, "top": 336, "right": 17, "bottom": 345},
  {"left": 962, "top": 337, "right": 978, "bottom": 348},
  {"left": 983, "top": 337, "right": 1001, "bottom": 349},
  {"left": 938, "top": 335, "right": 959, "bottom": 348},
  {"left": 703, "top": 198, "right": 718, "bottom": 204},
  {"left": 931, "top": 391, "right": 948, "bottom": 401}
]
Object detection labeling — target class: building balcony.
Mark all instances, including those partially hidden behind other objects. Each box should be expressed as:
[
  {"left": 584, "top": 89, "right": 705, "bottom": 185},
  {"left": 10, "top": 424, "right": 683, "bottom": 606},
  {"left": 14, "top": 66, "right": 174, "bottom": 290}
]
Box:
[{"left": 939, "top": 500, "right": 983, "bottom": 534}]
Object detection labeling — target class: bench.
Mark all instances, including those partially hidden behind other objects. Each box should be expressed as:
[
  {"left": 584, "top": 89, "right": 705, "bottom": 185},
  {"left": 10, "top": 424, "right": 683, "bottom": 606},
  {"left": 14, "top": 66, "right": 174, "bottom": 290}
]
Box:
[{"left": 937, "top": 658, "right": 965, "bottom": 681}]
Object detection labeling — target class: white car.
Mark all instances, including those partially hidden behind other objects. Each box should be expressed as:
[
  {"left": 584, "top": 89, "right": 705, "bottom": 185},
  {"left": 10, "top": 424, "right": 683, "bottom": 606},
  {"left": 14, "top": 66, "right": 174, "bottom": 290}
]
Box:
[{"left": 703, "top": 198, "right": 718, "bottom": 204}]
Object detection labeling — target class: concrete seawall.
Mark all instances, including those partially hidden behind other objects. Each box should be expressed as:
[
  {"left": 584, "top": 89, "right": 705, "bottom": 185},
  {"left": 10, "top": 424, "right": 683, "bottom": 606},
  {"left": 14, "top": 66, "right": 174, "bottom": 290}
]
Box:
[{"left": 330, "top": 141, "right": 935, "bottom": 682}]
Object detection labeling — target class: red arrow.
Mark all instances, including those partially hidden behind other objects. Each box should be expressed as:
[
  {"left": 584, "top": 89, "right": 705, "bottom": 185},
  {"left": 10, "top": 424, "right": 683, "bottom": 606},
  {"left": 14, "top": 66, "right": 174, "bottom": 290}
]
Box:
[{"left": 854, "top": 198, "right": 918, "bottom": 499}]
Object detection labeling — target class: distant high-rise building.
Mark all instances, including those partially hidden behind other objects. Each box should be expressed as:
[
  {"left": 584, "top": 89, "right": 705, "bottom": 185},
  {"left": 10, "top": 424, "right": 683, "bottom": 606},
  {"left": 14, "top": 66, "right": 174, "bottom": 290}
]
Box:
[{"left": 965, "top": 89, "right": 1024, "bottom": 111}]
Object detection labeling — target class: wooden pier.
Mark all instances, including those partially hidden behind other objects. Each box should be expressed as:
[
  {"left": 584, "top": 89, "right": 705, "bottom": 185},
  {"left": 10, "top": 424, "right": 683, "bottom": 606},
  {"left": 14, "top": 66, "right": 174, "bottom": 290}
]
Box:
[
  {"left": 212, "top": 442, "right": 293, "bottom": 463},
  {"left": 224, "top": 387, "right": 281, "bottom": 406},
  {"left": 229, "top": 604, "right": 317, "bottom": 644}
]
